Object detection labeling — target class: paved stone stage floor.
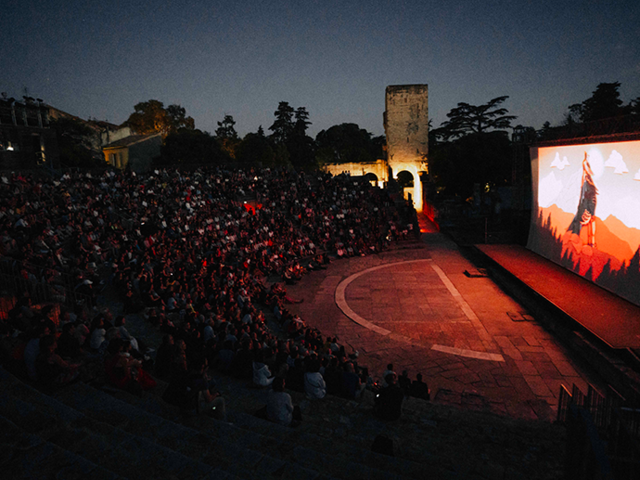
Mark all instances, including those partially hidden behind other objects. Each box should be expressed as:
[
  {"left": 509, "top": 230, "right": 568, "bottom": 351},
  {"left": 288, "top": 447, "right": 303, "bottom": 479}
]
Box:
[{"left": 285, "top": 229, "right": 606, "bottom": 421}]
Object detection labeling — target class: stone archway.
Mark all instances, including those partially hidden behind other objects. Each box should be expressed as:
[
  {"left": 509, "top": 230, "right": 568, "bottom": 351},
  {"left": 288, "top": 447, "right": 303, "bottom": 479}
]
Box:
[
  {"left": 390, "top": 163, "right": 424, "bottom": 211},
  {"left": 364, "top": 172, "right": 378, "bottom": 186},
  {"left": 396, "top": 170, "right": 414, "bottom": 187}
]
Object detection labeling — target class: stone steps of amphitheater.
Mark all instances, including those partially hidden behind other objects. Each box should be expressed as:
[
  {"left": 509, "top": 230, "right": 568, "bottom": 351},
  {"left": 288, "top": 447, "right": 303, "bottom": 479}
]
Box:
[
  {"left": 1, "top": 366, "right": 433, "bottom": 479},
  {"left": 53, "top": 365, "right": 565, "bottom": 479},
  {"left": 52, "top": 377, "right": 432, "bottom": 479},
  {"left": 0, "top": 414, "right": 124, "bottom": 480},
  {"left": 0, "top": 331, "right": 567, "bottom": 479},
  {"left": 2, "top": 360, "right": 567, "bottom": 479},
  {"left": 0, "top": 368, "right": 245, "bottom": 479}
]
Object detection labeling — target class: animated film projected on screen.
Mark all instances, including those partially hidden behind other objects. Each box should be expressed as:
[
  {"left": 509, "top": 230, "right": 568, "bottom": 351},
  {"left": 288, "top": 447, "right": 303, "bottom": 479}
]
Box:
[{"left": 527, "top": 140, "right": 640, "bottom": 306}]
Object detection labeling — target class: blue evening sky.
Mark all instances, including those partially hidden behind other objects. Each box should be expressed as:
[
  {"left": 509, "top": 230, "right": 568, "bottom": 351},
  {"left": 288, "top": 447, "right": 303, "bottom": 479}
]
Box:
[{"left": 3, "top": 0, "right": 639, "bottom": 137}]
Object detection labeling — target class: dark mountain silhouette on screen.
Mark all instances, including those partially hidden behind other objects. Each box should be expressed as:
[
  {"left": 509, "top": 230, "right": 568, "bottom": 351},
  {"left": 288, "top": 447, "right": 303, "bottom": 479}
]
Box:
[{"left": 529, "top": 208, "right": 640, "bottom": 307}]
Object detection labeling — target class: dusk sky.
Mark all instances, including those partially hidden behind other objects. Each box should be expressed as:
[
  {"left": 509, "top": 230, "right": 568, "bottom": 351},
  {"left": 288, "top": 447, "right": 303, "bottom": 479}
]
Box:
[{"left": 4, "top": 0, "right": 639, "bottom": 138}]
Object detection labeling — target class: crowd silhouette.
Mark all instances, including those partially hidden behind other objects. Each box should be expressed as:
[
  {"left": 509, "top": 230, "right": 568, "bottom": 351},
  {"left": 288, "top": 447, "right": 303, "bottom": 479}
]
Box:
[{"left": 0, "top": 166, "right": 428, "bottom": 423}]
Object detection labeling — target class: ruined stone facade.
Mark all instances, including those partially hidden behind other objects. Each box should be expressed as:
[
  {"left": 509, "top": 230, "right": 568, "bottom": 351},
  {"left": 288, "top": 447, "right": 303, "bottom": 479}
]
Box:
[
  {"left": 321, "top": 84, "right": 429, "bottom": 211},
  {"left": 384, "top": 84, "right": 429, "bottom": 211},
  {"left": 323, "top": 159, "right": 388, "bottom": 187}
]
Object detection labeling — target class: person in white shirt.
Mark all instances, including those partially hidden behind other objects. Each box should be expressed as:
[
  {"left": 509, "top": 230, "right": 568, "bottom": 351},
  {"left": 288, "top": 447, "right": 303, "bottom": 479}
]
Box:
[
  {"left": 304, "top": 356, "right": 326, "bottom": 399},
  {"left": 267, "top": 377, "right": 294, "bottom": 426}
]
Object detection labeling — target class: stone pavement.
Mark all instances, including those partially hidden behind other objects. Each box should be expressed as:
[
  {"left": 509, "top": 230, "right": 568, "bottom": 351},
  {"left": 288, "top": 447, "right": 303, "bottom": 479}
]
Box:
[{"left": 286, "top": 229, "right": 605, "bottom": 422}]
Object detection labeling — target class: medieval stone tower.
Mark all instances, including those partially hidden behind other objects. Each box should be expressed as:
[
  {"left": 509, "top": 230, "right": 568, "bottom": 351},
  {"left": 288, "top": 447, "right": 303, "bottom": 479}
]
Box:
[{"left": 384, "top": 84, "right": 429, "bottom": 211}]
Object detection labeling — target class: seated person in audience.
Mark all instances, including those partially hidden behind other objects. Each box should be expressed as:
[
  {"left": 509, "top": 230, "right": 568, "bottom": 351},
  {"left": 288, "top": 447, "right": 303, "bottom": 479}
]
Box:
[
  {"left": 341, "top": 361, "right": 363, "bottom": 400},
  {"left": 266, "top": 377, "right": 300, "bottom": 427},
  {"left": 0, "top": 323, "right": 19, "bottom": 373},
  {"left": 104, "top": 339, "right": 155, "bottom": 395},
  {"left": 230, "top": 339, "right": 253, "bottom": 379},
  {"left": 164, "top": 354, "right": 225, "bottom": 419},
  {"left": 410, "top": 373, "right": 430, "bottom": 400},
  {"left": 285, "top": 357, "right": 306, "bottom": 393},
  {"left": 304, "top": 356, "right": 326, "bottom": 399},
  {"left": 56, "top": 322, "right": 83, "bottom": 360},
  {"left": 323, "top": 357, "right": 343, "bottom": 396},
  {"left": 24, "top": 324, "right": 50, "bottom": 381},
  {"left": 252, "top": 349, "right": 274, "bottom": 388},
  {"left": 190, "top": 356, "right": 226, "bottom": 420},
  {"left": 35, "top": 335, "right": 80, "bottom": 388},
  {"left": 215, "top": 339, "right": 235, "bottom": 373},
  {"left": 398, "top": 369, "right": 411, "bottom": 395},
  {"left": 381, "top": 363, "right": 396, "bottom": 387},
  {"left": 114, "top": 315, "right": 140, "bottom": 353},
  {"left": 154, "top": 334, "right": 175, "bottom": 378},
  {"left": 89, "top": 317, "right": 107, "bottom": 352},
  {"left": 374, "top": 372, "right": 404, "bottom": 421}
]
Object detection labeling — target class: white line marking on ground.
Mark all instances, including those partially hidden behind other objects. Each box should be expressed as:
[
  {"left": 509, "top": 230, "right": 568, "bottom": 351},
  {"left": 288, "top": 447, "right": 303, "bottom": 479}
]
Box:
[
  {"left": 334, "top": 259, "right": 504, "bottom": 362},
  {"left": 431, "top": 344, "right": 505, "bottom": 362}
]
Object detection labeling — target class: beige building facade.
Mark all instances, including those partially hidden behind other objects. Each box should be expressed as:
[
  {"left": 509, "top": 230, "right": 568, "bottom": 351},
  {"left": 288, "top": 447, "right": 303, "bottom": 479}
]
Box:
[
  {"left": 103, "top": 133, "right": 162, "bottom": 172},
  {"left": 323, "top": 159, "right": 389, "bottom": 186},
  {"left": 384, "top": 84, "right": 429, "bottom": 211}
]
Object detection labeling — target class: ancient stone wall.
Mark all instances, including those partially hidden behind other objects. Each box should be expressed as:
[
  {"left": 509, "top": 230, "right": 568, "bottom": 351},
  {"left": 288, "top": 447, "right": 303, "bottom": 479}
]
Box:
[
  {"left": 323, "top": 159, "right": 388, "bottom": 186},
  {"left": 384, "top": 84, "right": 429, "bottom": 211},
  {"left": 322, "top": 85, "right": 430, "bottom": 211},
  {"left": 384, "top": 84, "right": 428, "bottom": 168}
]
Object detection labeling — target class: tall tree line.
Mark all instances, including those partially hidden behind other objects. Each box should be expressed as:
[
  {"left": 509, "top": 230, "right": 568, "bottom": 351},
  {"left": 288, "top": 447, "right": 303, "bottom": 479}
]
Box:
[{"left": 122, "top": 99, "right": 383, "bottom": 169}]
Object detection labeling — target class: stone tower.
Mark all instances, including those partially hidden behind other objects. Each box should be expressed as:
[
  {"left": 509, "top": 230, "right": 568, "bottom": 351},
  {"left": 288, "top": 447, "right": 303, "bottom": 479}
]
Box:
[{"left": 384, "top": 84, "right": 429, "bottom": 211}]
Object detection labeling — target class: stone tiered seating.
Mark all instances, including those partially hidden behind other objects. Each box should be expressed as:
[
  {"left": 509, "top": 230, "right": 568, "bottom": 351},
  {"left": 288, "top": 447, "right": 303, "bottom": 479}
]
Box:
[
  {"left": 0, "top": 368, "right": 233, "bottom": 479},
  {"left": 0, "top": 415, "right": 123, "bottom": 480},
  {"left": 1, "top": 366, "right": 426, "bottom": 479},
  {"left": 51, "top": 376, "right": 431, "bottom": 479},
  {"left": 1, "top": 344, "right": 568, "bottom": 480}
]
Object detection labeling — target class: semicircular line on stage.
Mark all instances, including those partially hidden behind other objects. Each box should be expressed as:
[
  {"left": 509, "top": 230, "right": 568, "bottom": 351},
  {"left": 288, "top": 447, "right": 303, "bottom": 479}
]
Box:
[{"left": 334, "top": 259, "right": 504, "bottom": 363}]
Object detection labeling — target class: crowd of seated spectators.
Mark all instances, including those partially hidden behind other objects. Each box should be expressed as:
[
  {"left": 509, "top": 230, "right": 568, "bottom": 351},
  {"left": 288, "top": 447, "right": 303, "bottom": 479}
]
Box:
[{"left": 0, "top": 166, "right": 426, "bottom": 419}]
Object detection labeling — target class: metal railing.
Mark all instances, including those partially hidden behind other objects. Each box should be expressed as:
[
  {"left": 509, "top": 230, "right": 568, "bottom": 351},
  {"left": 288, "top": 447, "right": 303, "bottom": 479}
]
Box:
[{"left": 559, "top": 383, "right": 640, "bottom": 479}]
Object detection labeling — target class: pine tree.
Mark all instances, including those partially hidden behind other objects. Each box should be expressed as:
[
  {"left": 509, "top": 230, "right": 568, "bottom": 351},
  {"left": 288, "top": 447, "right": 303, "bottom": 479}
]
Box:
[{"left": 269, "top": 102, "right": 295, "bottom": 145}]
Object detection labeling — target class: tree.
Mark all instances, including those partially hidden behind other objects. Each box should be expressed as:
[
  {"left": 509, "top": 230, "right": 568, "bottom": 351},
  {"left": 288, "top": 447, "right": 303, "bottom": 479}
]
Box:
[
  {"left": 50, "top": 117, "right": 99, "bottom": 167},
  {"left": 294, "top": 107, "right": 311, "bottom": 135},
  {"left": 580, "top": 82, "right": 623, "bottom": 122},
  {"left": 429, "top": 96, "right": 516, "bottom": 198},
  {"left": 287, "top": 107, "right": 316, "bottom": 169},
  {"left": 315, "top": 123, "right": 379, "bottom": 165},
  {"left": 562, "top": 82, "right": 625, "bottom": 126},
  {"left": 564, "top": 103, "right": 584, "bottom": 126},
  {"left": 550, "top": 82, "right": 634, "bottom": 138},
  {"left": 429, "top": 131, "right": 512, "bottom": 198},
  {"left": 165, "top": 104, "right": 195, "bottom": 132},
  {"left": 236, "top": 132, "right": 276, "bottom": 167},
  {"left": 158, "top": 129, "right": 226, "bottom": 166},
  {"left": 126, "top": 100, "right": 194, "bottom": 136},
  {"left": 215, "top": 114, "right": 239, "bottom": 159},
  {"left": 433, "top": 96, "right": 516, "bottom": 141},
  {"left": 215, "top": 114, "right": 238, "bottom": 139},
  {"left": 268, "top": 101, "right": 295, "bottom": 144}
]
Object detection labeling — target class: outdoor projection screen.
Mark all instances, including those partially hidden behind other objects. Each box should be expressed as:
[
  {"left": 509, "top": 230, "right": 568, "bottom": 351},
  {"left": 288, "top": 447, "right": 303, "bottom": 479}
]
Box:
[{"left": 527, "top": 140, "right": 640, "bottom": 307}]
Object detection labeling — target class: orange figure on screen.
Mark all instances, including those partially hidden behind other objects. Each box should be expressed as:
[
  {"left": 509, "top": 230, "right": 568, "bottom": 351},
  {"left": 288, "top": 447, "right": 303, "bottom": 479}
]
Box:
[{"left": 568, "top": 152, "right": 598, "bottom": 248}]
